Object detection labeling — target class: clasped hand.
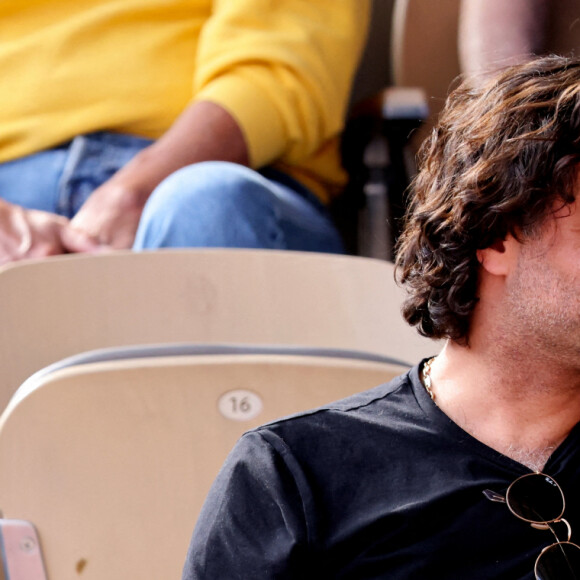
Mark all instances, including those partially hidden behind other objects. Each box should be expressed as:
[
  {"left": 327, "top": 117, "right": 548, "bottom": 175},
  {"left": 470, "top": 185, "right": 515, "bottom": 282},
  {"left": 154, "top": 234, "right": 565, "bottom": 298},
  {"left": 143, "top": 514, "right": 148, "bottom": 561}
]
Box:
[
  {"left": 0, "top": 200, "right": 98, "bottom": 265},
  {"left": 0, "top": 178, "right": 147, "bottom": 265}
]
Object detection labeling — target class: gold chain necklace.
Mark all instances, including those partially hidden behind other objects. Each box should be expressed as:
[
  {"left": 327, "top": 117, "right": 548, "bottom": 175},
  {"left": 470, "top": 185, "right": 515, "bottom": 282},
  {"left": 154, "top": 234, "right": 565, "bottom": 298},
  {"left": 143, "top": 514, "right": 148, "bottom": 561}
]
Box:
[{"left": 421, "top": 357, "right": 436, "bottom": 402}]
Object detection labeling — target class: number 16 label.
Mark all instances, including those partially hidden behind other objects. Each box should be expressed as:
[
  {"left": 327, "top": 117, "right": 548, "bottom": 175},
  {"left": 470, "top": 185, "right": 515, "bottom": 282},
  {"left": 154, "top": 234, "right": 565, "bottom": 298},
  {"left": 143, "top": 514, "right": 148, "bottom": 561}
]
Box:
[{"left": 218, "top": 390, "right": 263, "bottom": 421}]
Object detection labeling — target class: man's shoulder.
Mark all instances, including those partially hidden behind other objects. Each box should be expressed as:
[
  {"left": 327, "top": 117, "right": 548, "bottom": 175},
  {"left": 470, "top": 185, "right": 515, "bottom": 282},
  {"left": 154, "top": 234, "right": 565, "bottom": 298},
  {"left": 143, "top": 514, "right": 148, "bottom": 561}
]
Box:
[{"left": 251, "top": 366, "right": 417, "bottom": 442}]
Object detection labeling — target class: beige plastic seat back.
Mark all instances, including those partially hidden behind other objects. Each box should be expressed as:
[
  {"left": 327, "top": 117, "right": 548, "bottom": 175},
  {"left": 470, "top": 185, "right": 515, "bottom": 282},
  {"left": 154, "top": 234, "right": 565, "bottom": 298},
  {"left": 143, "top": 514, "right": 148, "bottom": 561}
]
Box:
[
  {"left": 0, "top": 249, "right": 436, "bottom": 412},
  {"left": 391, "top": 0, "right": 461, "bottom": 129},
  {"left": 0, "top": 353, "right": 409, "bottom": 580},
  {"left": 349, "top": 0, "right": 395, "bottom": 105},
  {"left": 392, "top": 0, "right": 580, "bottom": 133}
]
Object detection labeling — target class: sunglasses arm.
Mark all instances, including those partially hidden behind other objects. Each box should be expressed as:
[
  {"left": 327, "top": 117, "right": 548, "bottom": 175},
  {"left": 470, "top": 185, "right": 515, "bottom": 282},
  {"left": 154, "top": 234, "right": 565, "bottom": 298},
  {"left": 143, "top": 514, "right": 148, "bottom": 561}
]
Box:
[{"left": 483, "top": 489, "right": 507, "bottom": 503}]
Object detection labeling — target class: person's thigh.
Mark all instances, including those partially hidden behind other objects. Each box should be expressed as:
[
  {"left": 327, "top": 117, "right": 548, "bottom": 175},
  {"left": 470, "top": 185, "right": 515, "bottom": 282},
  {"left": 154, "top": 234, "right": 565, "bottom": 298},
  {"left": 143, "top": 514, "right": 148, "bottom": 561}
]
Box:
[
  {"left": 0, "top": 133, "right": 154, "bottom": 217},
  {"left": 0, "top": 148, "right": 69, "bottom": 213},
  {"left": 133, "top": 161, "right": 344, "bottom": 253},
  {"left": 59, "top": 132, "right": 153, "bottom": 217}
]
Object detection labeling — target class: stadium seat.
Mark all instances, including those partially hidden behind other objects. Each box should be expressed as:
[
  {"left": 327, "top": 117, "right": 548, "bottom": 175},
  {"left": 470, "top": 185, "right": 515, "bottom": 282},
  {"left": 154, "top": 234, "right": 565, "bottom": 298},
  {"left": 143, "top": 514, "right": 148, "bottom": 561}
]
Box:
[
  {"left": 0, "top": 248, "right": 437, "bottom": 414},
  {"left": 0, "top": 346, "right": 409, "bottom": 580},
  {"left": 391, "top": 0, "right": 580, "bottom": 132}
]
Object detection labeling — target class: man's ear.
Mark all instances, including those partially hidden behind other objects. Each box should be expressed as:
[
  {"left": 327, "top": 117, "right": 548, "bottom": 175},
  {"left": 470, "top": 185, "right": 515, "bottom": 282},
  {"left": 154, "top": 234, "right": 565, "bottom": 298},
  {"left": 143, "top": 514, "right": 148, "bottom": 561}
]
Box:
[{"left": 476, "top": 235, "right": 520, "bottom": 276}]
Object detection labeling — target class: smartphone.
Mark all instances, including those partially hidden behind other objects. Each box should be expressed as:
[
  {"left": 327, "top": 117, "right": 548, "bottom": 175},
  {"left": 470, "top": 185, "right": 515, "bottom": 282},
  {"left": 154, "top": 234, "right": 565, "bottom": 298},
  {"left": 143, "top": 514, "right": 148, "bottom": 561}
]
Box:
[{"left": 0, "top": 519, "right": 47, "bottom": 580}]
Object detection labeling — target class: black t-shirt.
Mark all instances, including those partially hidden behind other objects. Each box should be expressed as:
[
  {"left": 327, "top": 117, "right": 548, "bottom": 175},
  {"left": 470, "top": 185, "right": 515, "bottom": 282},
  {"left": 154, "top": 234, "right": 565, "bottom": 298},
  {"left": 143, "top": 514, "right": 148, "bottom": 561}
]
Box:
[{"left": 183, "top": 364, "right": 580, "bottom": 579}]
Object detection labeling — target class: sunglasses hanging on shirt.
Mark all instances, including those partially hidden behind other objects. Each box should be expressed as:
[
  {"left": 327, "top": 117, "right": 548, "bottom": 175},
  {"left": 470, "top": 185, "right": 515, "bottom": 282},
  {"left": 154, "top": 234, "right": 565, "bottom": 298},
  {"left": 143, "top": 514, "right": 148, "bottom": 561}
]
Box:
[{"left": 484, "top": 472, "right": 580, "bottom": 579}]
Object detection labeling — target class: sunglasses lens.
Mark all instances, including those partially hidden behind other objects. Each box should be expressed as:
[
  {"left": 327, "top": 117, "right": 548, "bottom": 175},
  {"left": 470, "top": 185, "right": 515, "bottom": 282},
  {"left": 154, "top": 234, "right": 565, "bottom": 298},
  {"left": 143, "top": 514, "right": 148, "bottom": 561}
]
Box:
[
  {"left": 507, "top": 474, "right": 564, "bottom": 523},
  {"left": 535, "top": 542, "right": 580, "bottom": 580}
]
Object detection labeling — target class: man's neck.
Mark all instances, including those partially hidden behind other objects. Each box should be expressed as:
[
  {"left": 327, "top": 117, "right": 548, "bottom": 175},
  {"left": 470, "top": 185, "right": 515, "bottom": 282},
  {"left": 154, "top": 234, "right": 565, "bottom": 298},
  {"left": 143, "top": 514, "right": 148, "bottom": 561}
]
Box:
[{"left": 427, "top": 341, "right": 580, "bottom": 471}]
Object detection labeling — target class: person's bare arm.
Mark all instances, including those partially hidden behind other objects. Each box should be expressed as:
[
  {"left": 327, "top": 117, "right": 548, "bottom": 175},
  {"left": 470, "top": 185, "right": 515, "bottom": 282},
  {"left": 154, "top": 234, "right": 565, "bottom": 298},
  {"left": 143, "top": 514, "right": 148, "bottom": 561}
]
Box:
[
  {"left": 459, "top": 0, "right": 549, "bottom": 79},
  {"left": 64, "top": 100, "right": 249, "bottom": 251}
]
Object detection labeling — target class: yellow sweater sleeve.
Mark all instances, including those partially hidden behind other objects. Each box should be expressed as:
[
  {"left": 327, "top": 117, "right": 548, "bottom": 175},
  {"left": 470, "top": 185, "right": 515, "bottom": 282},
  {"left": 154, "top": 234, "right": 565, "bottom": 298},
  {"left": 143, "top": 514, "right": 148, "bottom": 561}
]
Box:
[{"left": 193, "top": 0, "right": 371, "bottom": 169}]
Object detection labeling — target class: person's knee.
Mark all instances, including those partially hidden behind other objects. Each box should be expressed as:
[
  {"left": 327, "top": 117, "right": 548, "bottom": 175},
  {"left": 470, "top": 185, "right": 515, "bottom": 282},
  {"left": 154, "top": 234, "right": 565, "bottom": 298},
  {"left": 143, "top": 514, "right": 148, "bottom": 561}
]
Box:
[
  {"left": 145, "top": 161, "right": 270, "bottom": 216},
  {"left": 134, "top": 161, "right": 283, "bottom": 248}
]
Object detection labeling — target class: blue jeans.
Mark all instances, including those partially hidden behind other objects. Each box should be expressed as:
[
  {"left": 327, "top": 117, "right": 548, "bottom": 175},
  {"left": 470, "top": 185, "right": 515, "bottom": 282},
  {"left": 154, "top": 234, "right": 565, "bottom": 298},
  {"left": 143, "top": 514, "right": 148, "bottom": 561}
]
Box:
[{"left": 0, "top": 132, "right": 344, "bottom": 253}]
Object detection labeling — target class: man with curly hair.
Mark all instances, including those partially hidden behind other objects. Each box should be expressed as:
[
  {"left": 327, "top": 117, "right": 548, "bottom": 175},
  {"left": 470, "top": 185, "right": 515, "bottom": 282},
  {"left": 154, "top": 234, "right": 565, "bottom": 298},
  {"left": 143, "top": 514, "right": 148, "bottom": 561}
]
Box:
[{"left": 183, "top": 55, "right": 580, "bottom": 579}]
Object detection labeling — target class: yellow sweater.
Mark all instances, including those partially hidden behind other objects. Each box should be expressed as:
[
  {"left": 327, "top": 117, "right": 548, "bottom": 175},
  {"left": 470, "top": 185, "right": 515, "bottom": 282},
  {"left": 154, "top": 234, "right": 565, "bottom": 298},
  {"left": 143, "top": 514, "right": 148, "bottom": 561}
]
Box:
[{"left": 0, "top": 0, "right": 370, "bottom": 202}]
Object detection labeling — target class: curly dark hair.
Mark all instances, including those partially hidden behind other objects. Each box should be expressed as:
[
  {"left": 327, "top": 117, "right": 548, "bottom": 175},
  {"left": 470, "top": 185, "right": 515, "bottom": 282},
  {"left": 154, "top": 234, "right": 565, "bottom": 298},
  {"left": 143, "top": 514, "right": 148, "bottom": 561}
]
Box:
[{"left": 395, "top": 55, "right": 580, "bottom": 343}]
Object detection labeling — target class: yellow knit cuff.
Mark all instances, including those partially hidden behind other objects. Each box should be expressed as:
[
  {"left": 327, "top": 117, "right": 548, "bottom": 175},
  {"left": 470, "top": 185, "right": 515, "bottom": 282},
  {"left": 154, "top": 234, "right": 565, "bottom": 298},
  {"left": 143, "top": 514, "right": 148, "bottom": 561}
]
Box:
[{"left": 194, "top": 74, "right": 287, "bottom": 169}]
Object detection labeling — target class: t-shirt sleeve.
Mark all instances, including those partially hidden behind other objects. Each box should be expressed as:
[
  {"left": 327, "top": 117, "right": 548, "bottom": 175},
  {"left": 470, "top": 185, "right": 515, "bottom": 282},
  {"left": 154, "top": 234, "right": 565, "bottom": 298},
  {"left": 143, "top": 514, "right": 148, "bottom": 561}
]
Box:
[{"left": 181, "top": 429, "right": 315, "bottom": 579}]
